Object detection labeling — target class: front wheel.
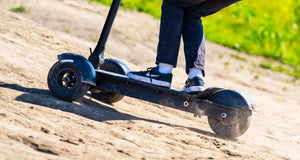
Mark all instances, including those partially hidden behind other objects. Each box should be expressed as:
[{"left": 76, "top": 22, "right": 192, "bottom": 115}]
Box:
[{"left": 47, "top": 62, "right": 89, "bottom": 102}]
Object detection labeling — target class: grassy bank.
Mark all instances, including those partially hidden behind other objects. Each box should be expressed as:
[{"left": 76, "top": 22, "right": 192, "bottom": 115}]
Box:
[{"left": 90, "top": 0, "right": 300, "bottom": 77}]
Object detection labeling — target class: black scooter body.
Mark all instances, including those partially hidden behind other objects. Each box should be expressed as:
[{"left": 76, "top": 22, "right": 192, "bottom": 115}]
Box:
[{"left": 47, "top": 0, "right": 255, "bottom": 138}]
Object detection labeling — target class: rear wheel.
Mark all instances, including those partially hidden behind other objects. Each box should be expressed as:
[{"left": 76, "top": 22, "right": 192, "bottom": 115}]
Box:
[
  {"left": 207, "top": 89, "right": 252, "bottom": 138},
  {"left": 47, "top": 62, "right": 89, "bottom": 101},
  {"left": 91, "top": 59, "right": 128, "bottom": 104}
]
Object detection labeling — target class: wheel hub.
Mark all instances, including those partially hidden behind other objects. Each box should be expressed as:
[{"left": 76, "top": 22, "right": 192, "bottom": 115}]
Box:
[{"left": 57, "top": 69, "right": 77, "bottom": 91}]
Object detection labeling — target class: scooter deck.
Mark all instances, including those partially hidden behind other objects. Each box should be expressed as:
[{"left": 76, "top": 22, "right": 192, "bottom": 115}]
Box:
[{"left": 93, "top": 69, "right": 238, "bottom": 120}]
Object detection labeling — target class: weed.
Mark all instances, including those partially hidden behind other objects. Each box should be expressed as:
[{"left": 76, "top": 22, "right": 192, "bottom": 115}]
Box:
[
  {"left": 282, "top": 86, "right": 287, "bottom": 91},
  {"left": 230, "top": 53, "right": 248, "bottom": 62},
  {"left": 90, "top": 36, "right": 98, "bottom": 42},
  {"left": 260, "top": 62, "right": 272, "bottom": 69},
  {"left": 276, "top": 98, "right": 287, "bottom": 103},
  {"left": 283, "top": 79, "right": 290, "bottom": 84},
  {"left": 295, "top": 79, "right": 300, "bottom": 86},
  {"left": 224, "top": 61, "right": 230, "bottom": 66},
  {"left": 219, "top": 53, "right": 224, "bottom": 59},
  {"left": 224, "top": 61, "right": 230, "bottom": 70},
  {"left": 10, "top": 5, "right": 27, "bottom": 13},
  {"left": 274, "top": 65, "right": 287, "bottom": 73},
  {"left": 248, "top": 67, "right": 255, "bottom": 73},
  {"left": 63, "top": 26, "right": 71, "bottom": 33},
  {"left": 260, "top": 88, "right": 266, "bottom": 92},
  {"left": 239, "top": 64, "right": 245, "bottom": 69},
  {"left": 254, "top": 74, "right": 260, "bottom": 79}
]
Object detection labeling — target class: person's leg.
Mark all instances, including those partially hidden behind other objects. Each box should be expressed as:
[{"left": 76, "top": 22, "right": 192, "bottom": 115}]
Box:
[
  {"left": 127, "top": 0, "right": 185, "bottom": 88},
  {"left": 182, "top": 0, "right": 241, "bottom": 74},
  {"left": 182, "top": 10, "right": 205, "bottom": 93},
  {"left": 182, "top": 10, "right": 205, "bottom": 75},
  {"left": 155, "top": 0, "right": 185, "bottom": 68},
  {"left": 181, "top": 0, "right": 241, "bottom": 93}
]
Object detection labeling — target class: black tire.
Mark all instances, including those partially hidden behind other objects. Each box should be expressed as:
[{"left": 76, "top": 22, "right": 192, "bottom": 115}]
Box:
[
  {"left": 91, "top": 59, "right": 127, "bottom": 104},
  {"left": 47, "top": 62, "right": 89, "bottom": 102},
  {"left": 207, "top": 90, "right": 252, "bottom": 138},
  {"left": 208, "top": 108, "right": 252, "bottom": 138}
]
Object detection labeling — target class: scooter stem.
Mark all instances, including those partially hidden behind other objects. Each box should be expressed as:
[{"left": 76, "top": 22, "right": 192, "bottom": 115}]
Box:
[{"left": 89, "top": 0, "right": 122, "bottom": 68}]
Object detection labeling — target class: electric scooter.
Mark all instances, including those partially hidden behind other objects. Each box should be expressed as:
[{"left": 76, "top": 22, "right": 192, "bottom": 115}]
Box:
[{"left": 47, "top": 0, "right": 256, "bottom": 138}]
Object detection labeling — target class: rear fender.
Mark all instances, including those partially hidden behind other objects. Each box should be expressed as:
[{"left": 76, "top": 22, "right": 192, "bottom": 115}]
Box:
[
  {"left": 208, "top": 89, "right": 256, "bottom": 111},
  {"left": 234, "top": 89, "right": 256, "bottom": 111},
  {"left": 58, "top": 53, "right": 96, "bottom": 86}
]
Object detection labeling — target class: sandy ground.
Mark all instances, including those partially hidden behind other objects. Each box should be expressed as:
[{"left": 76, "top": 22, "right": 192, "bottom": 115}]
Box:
[{"left": 0, "top": 0, "right": 300, "bottom": 159}]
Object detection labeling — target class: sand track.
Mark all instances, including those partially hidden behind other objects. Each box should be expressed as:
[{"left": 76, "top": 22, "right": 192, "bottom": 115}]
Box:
[{"left": 0, "top": 0, "right": 299, "bottom": 159}]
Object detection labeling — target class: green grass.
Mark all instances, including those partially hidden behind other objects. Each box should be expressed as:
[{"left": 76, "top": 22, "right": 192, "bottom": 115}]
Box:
[
  {"left": 203, "top": 1, "right": 300, "bottom": 78},
  {"left": 90, "top": 0, "right": 162, "bottom": 18},
  {"left": 10, "top": 5, "right": 27, "bottom": 13},
  {"left": 90, "top": 0, "right": 300, "bottom": 78}
]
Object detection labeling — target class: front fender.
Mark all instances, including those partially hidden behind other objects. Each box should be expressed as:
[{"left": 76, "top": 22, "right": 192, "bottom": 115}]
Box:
[{"left": 58, "top": 53, "right": 96, "bottom": 86}]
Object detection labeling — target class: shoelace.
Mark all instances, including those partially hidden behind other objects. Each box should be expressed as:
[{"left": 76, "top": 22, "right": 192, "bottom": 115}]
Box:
[
  {"left": 185, "top": 79, "right": 191, "bottom": 87},
  {"left": 146, "top": 67, "right": 157, "bottom": 83}
]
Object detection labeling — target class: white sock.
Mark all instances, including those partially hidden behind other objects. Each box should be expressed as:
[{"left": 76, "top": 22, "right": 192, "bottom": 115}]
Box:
[
  {"left": 158, "top": 63, "right": 173, "bottom": 74},
  {"left": 188, "top": 68, "right": 203, "bottom": 79}
]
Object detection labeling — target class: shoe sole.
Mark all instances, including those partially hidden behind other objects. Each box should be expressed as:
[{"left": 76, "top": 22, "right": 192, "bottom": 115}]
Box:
[
  {"left": 127, "top": 72, "right": 171, "bottom": 88},
  {"left": 183, "top": 86, "right": 205, "bottom": 93}
]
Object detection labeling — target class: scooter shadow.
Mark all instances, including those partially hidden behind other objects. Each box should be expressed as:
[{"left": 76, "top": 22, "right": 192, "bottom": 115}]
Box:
[{"left": 0, "top": 83, "right": 236, "bottom": 140}]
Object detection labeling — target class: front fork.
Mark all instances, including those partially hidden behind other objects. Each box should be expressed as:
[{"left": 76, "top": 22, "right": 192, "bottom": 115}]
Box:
[{"left": 88, "top": 0, "right": 122, "bottom": 68}]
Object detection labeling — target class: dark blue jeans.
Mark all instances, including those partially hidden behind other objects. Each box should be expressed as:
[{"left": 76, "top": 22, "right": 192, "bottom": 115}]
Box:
[{"left": 156, "top": 0, "right": 241, "bottom": 75}]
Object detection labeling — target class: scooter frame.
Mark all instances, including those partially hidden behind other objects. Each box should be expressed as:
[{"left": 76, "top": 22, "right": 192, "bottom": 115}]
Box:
[{"left": 48, "top": 0, "right": 256, "bottom": 138}]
